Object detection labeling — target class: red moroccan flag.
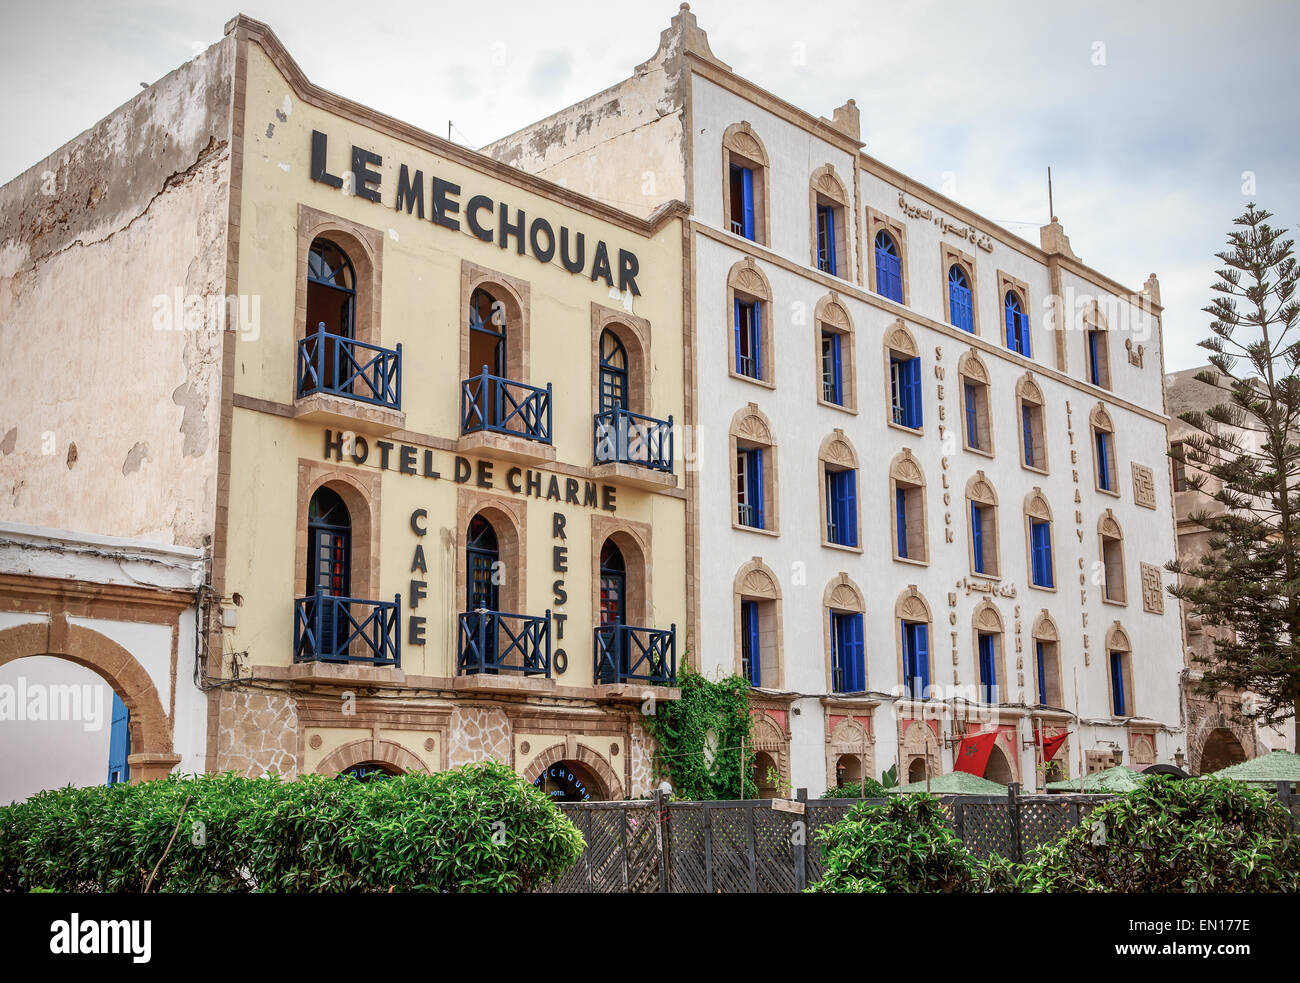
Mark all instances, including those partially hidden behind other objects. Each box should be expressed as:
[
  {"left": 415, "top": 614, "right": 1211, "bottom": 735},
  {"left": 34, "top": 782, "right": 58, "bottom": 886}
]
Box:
[
  {"left": 1040, "top": 730, "right": 1068, "bottom": 762},
  {"left": 953, "top": 731, "right": 999, "bottom": 776}
]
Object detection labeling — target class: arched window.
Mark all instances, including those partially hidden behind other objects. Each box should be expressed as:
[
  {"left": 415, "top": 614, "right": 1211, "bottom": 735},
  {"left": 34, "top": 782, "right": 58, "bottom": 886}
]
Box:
[
  {"left": 468, "top": 286, "right": 507, "bottom": 378},
  {"left": 1107, "top": 623, "right": 1134, "bottom": 717},
  {"left": 305, "top": 486, "right": 352, "bottom": 660},
  {"left": 728, "top": 259, "right": 773, "bottom": 384},
  {"left": 816, "top": 293, "right": 855, "bottom": 409},
  {"left": 466, "top": 514, "right": 500, "bottom": 613},
  {"left": 972, "top": 600, "right": 1006, "bottom": 705},
  {"left": 735, "top": 559, "right": 782, "bottom": 688},
  {"left": 948, "top": 264, "right": 974, "bottom": 333},
  {"left": 723, "top": 123, "right": 770, "bottom": 245},
  {"left": 966, "top": 472, "right": 1000, "bottom": 577},
  {"left": 895, "top": 587, "right": 932, "bottom": 700},
  {"left": 598, "top": 329, "right": 628, "bottom": 414},
  {"left": 1031, "top": 611, "right": 1064, "bottom": 707},
  {"left": 1085, "top": 304, "right": 1112, "bottom": 389},
  {"left": 820, "top": 431, "right": 860, "bottom": 550},
  {"left": 890, "top": 450, "right": 928, "bottom": 563},
  {"left": 599, "top": 539, "right": 626, "bottom": 626},
  {"left": 307, "top": 237, "right": 356, "bottom": 339},
  {"left": 731, "top": 404, "right": 778, "bottom": 532},
  {"left": 885, "top": 320, "right": 922, "bottom": 431},
  {"left": 958, "top": 350, "right": 992, "bottom": 454},
  {"left": 1091, "top": 403, "right": 1119, "bottom": 494},
  {"left": 1098, "top": 511, "right": 1127, "bottom": 604},
  {"left": 810, "top": 165, "right": 849, "bottom": 278},
  {"left": 825, "top": 574, "right": 866, "bottom": 694},
  {"left": 1016, "top": 373, "right": 1047, "bottom": 473},
  {"left": 874, "top": 230, "right": 903, "bottom": 302},
  {"left": 1025, "top": 489, "right": 1055, "bottom": 590},
  {"left": 1004, "top": 290, "right": 1031, "bottom": 357}
]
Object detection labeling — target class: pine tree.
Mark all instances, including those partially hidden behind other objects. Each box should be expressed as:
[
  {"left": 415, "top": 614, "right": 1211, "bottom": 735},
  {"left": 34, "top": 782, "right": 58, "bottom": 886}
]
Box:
[{"left": 1167, "top": 203, "right": 1300, "bottom": 750}]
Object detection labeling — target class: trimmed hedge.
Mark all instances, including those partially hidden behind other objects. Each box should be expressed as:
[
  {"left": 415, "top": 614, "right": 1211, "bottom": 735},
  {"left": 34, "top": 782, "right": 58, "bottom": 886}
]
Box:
[
  {"left": 0, "top": 762, "right": 584, "bottom": 893},
  {"left": 822, "top": 778, "right": 890, "bottom": 799}
]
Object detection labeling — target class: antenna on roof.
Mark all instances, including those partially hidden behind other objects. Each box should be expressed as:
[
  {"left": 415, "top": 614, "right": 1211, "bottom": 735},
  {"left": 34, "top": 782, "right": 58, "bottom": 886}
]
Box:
[{"left": 1048, "top": 166, "right": 1055, "bottom": 222}]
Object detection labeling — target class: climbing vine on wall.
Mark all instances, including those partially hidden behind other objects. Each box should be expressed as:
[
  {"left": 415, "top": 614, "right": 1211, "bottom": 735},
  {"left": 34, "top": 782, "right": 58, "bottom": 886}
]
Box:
[{"left": 644, "top": 666, "right": 756, "bottom": 800}]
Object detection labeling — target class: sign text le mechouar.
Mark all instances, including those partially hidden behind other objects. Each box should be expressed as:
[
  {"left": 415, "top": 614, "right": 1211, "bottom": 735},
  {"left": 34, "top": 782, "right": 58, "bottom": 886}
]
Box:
[{"left": 310, "top": 130, "right": 642, "bottom": 295}]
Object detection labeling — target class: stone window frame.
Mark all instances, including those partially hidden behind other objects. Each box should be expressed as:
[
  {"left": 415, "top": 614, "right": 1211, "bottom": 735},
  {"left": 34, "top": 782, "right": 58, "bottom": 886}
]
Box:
[
  {"left": 825, "top": 710, "right": 875, "bottom": 794},
  {"left": 957, "top": 348, "right": 994, "bottom": 458},
  {"left": 1098, "top": 509, "right": 1128, "bottom": 606},
  {"left": 971, "top": 598, "right": 1008, "bottom": 705},
  {"left": 941, "top": 243, "right": 980, "bottom": 336},
  {"left": 814, "top": 292, "right": 857, "bottom": 413},
  {"left": 889, "top": 448, "right": 929, "bottom": 565},
  {"left": 894, "top": 585, "right": 935, "bottom": 700},
  {"left": 590, "top": 302, "right": 652, "bottom": 419},
  {"left": 460, "top": 259, "right": 532, "bottom": 385},
  {"left": 295, "top": 458, "right": 382, "bottom": 605},
  {"left": 1023, "top": 487, "right": 1057, "bottom": 593},
  {"left": 726, "top": 258, "right": 776, "bottom": 389},
  {"left": 1083, "top": 301, "right": 1113, "bottom": 391},
  {"left": 866, "top": 207, "right": 910, "bottom": 306},
  {"left": 809, "top": 164, "right": 852, "bottom": 282},
  {"left": 1016, "top": 372, "right": 1049, "bottom": 475},
  {"left": 1031, "top": 610, "right": 1065, "bottom": 707},
  {"left": 883, "top": 318, "right": 923, "bottom": 436},
  {"left": 1105, "top": 622, "right": 1136, "bottom": 719},
  {"left": 296, "top": 203, "right": 384, "bottom": 347},
  {"left": 965, "top": 471, "right": 1001, "bottom": 579},
  {"left": 823, "top": 573, "right": 867, "bottom": 694},
  {"left": 591, "top": 515, "right": 653, "bottom": 629},
  {"left": 997, "top": 270, "right": 1033, "bottom": 360},
  {"left": 730, "top": 403, "right": 780, "bottom": 536},
  {"left": 733, "top": 557, "right": 784, "bottom": 689},
  {"left": 1090, "top": 402, "right": 1120, "bottom": 498},
  {"left": 455, "top": 488, "right": 528, "bottom": 620},
  {"left": 818, "top": 430, "right": 863, "bottom": 554},
  {"left": 722, "top": 122, "right": 772, "bottom": 247}
]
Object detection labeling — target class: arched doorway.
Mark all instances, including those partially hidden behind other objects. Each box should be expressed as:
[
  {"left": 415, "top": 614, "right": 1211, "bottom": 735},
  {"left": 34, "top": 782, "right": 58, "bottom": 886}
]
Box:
[
  {"left": 305, "top": 237, "right": 357, "bottom": 392},
  {"left": 338, "top": 761, "right": 399, "bottom": 782},
  {"left": 985, "top": 744, "right": 1013, "bottom": 785},
  {"left": 1199, "top": 727, "right": 1247, "bottom": 774},
  {"left": 752, "top": 751, "right": 781, "bottom": 798},
  {"left": 533, "top": 760, "right": 605, "bottom": 802},
  {"left": 464, "top": 514, "right": 501, "bottom": 671},
  {"left": 306, "top": 486, "right": 352, "bottom": 660},
  {"left": 834, "top": 754, "right": 862, "bottom": 787},
  {"left": 598, "top": 329, "right": 629, "bottom": 413},
  {"left": 907, "top": 757, "right": 927, "bottom": 784}
]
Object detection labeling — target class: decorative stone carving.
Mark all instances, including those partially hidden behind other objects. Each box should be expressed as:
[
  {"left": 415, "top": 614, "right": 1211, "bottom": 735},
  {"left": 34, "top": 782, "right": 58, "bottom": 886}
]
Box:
[
  {"left": 1132, "top": 463, "right": 1157, "bottom": 509},
  {"left": 816, "top": 292, "right": 851, "bottom": 331},
  {"left": 957, "top": 348, "right": 989, "bottom": 386},
  {"left": 1125, "top": 337, "right": 1145, "bottom": 367},
  {"left": 884, "top": 319, "right": 919, "bottom": 358},
  {"left": 1140, "top": 562, "right": 1165, "bottom": 614}
]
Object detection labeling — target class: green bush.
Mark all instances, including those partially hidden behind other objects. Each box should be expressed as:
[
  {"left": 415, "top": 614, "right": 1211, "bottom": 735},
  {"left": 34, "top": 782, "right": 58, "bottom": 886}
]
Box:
[
  {"left": 0, "top": 762, "right": 584, "bottom": 893},
  {"left": 1001, "top": 776, "right": 1300, "bottom": 893},
  {"left": 823, "top": 778, "right": 890, "bottom": 799},
  {"left": 642, "top": 666, "right": 756, "bottom": 800},
  {"left": 809, "top": 793, "right": 983, "bottom": 893}
]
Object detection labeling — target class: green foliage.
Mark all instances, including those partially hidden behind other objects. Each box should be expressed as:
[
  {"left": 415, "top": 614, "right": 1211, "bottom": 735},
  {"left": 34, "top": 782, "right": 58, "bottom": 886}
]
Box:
[
  {"left": 1166, "top": 203, "right": 1300, "bottom": 744},
  {"left": 879, "top": 764, "right": 898, "bottom": 789},
  {"left": 809, "top": 793, "right": 983, "bottom": 893},
  {"left": 823, "top": 777, "right": 890, "bottom": 799},
  {"left": 1002, "top": 777, "right": 1300, "bottom": 893},
  {"left": 642, "top": 666, "right": 756, "bottom": 800},
  {"left": 0, "top": 762, "right": 584, "bottom": 893}
]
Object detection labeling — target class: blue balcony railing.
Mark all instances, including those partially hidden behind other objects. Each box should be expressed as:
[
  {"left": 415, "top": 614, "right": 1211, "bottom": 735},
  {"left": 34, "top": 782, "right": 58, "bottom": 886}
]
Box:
[
  {"left": 461, "top": 370, "right": 552, "bottom": 443},
  {"left": 296, "top": 327, "right": 402, "bottom": 410},
  {"left": 457, "top": 609, "right": 551, "bottom": 676},
  {"left": 594, "top": 623, "right": 677, "bottom": 685},
  {"left": 593, "top": 408, "right": 674, "bottom": 473},
  {"left": 293, "top": 592, "right": 401, "bottom": 667}
]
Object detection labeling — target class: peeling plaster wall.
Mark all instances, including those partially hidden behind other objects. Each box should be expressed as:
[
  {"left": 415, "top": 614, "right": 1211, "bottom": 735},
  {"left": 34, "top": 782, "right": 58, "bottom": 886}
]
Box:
[
  {"left": 482, "top": 52, "right": 687, "bottom": 218},
  {"left": 0, "top": 37, "right": 234, "bottom": 549}
]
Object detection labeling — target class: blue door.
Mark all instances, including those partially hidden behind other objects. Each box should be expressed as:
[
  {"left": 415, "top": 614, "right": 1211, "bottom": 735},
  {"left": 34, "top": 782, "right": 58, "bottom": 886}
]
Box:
[{"left": 107, "top": 692, "right": 130, "bottom": 786}]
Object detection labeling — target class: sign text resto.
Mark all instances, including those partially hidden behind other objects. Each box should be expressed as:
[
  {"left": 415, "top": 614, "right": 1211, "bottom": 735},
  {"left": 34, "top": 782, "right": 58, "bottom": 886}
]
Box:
[
  {"left": 310, "top": 130, "right": 642, "bottom": 295},
  {"left": 324, "top": 429, "right": 617, "bottom": 513}
]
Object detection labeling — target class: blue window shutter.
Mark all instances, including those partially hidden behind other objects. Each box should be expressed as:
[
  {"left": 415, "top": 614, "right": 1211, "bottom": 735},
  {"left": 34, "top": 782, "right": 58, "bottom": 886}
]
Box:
[
  {"left": 752, "top": 301, "right": 763, "bottom": 379},
  {"left": 896, "top": 487, "right": 908, "bottom": 558},
  {"left": 107, "top": 692, "right": 130, "bottom": 785},
  {"left": 979, "top": 633, "right": 996, "bottom": 701},
  {"left": 844, "top": 470, "right": 858, "bottom": 547},
  {"left": 1041, "top": 524, "right": 1054, "bottom": 587},
  {"left": 1022, "top": 405, "right": 1034, "bottom": 465},
  {"left": 905, "top": 358, "right": 922, "bottom": 428},
  {"left": 1098, "top": 431, "right": 1111, "bottom": 490},
  {"left": 1036, "top": 641, "right": 1047, "bottom": 705},
  {"left": 1031, "top": 522, "right": 1044, "bottom": 585},
  {"left": 848, "top": 613, "right": 864, "bottom": 691},
  {"left": 826, "top": 207, "right": 837, "bottom": 276},
  {"left": 743, "top": 601, "right": 761, "bottom": 686},
  {"left": 1005, "top": 299, "right": 1016, "bottom": 350},
  {"left": 1089, "top": 331, "right": 1100, "bottom": 385},
  {"left": 741, "top": 167, "right": 755, "bottom": 240},
  {"left": 952, "top": 281, "right": 973, "bottom": 332},
  {"left": 965, "top": 383, "right": 978, "bottom": 447},
  {"left": 972, "top": 503, "right": 984, "bottom": 573},
  {"left": 915, "top": 623, "right": 930, "bottom": 696},
  {"left": 825, "top": 470, "right": 837, "bottom": 542},
  {"left": 1111, "top": 651, "right": 1126, "bottom": 715},
  {"left": 1020, "top": 309, "right": 1032, "bottom": 357},
  {"left": 733, "top": 298, "right": 743, "bottom": 374},
  {"left": 751, "top": 448, "right": 764, "bottom": 529}
]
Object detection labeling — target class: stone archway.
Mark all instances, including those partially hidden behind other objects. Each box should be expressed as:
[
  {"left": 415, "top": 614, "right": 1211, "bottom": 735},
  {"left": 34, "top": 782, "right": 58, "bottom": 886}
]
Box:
[
  {"left": 523, "top": 740, "right": 624, "bottom": 800},
  {"left": 985, "top": 744, "right": 1014, "bottom": 785},
  {"left": 1199, "top": 728, "right": 1247, "bottom": 775},
  {"left": 0, "top": 617, "right": 179, "bottom": 781},
  {"left": 315, "top": 738, "right": 428, "bottom": 777}
]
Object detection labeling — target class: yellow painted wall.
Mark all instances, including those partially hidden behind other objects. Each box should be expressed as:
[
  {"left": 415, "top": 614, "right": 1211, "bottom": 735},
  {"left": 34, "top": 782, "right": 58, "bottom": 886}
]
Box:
[{"left": 222, "top": 43, "right": 686, "bottom": 684}]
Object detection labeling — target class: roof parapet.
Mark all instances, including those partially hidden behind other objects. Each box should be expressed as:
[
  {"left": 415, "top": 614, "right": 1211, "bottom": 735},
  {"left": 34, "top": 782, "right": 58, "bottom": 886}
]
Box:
[
  {"left": 637, "top": 3, "right": 730, "bottom": 74},
  {"left": 1039, "top": 216, "right": 1079, "bottom": 262}
]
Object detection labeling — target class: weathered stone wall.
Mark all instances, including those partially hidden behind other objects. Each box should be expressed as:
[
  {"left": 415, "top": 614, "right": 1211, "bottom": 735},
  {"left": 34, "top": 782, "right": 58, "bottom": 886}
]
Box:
[
  {"left": 0, "top": 37, "right": 235, "bottom": 550},
  {"left": 214, "top": 688, "right": 299, "bottom": 778}
]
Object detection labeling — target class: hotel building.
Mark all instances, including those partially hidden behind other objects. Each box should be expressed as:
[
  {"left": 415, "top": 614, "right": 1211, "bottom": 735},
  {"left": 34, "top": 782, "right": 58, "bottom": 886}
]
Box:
[{"left": 485, "top": 5, "right": 1186, "bottom": 792}]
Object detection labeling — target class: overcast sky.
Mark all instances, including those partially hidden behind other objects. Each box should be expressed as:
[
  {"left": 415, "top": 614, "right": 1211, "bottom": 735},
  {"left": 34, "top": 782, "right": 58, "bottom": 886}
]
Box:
[{"left": 3, "top": 0, "right": 1297, "bottom": 371}]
